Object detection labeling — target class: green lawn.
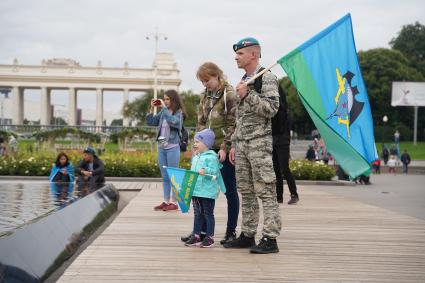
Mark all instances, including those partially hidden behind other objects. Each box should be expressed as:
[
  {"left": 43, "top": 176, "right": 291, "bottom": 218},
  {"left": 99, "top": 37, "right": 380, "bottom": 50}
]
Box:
[
  {"left": 376, "top": 142, "right": 425, "bottom": 160},
  {"left": 16, "top": 139, "right": 425, "bottom": 160}
]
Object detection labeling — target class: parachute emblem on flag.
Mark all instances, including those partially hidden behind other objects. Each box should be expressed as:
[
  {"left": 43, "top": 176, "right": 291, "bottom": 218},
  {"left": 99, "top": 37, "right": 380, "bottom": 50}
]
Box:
[{"left": 326, "top": 68, "right": 365, "bottom": 139}]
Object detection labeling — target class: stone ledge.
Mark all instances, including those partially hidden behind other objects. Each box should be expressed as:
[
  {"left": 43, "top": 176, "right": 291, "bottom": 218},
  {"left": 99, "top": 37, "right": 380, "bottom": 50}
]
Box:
[{"left": 0, "top": 176, "right": 354, "bottom": 187}]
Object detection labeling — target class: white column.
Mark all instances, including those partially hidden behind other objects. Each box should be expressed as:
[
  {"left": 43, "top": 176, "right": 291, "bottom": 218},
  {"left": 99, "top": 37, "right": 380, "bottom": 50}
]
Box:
[
  {"left": 68, "top": 88, "right": 77, "bottom": 126},
  {"left": 123, "top": 89, "right": 130, "bottom": 127},
  {"left": 12, "top": 87, "right": 24, "bottom": 124},
  {"left": 40, "top": 87, "right": 51, "bottom": 125},
  {"left": 96, "top": 88, "right": 103, "bottom": 127}
]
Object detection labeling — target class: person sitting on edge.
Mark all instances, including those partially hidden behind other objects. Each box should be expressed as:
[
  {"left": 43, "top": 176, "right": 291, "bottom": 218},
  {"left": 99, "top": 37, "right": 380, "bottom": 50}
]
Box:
[
  {"left": 49, "top": 152, "right": 74, "bottom": 183},
  {"left": 75, "top": 147, "right": 105, "bottom": 187},
  {"left": 184, "top": 129, "right": 226, "bottom": 248}
]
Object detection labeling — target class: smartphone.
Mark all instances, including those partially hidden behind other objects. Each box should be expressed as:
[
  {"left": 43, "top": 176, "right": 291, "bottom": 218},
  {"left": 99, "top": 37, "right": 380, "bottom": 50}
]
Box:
[{"left": 152, "top": 99, "right": 162, "bottom": 106}]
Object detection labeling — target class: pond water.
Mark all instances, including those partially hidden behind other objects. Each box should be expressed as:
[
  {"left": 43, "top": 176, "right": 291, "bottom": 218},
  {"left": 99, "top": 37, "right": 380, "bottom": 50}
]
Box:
[{"left": 0, "top": 182, "right": 81, "bottom": 235}]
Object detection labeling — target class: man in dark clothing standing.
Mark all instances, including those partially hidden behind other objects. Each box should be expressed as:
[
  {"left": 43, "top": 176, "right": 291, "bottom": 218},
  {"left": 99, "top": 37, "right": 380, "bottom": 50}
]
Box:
[
  {"left": 75, "top": 147, "right": 105, "bottom": 190},
  {"left": 400, "top": 149, "right": 411, "bottom": 174},
  {"left": 306, "top": 145, "right": 316, "bottom": 161},
  {"left": 382, "top": 146, "right": 389, "bottom": 165},
  {"left": 272, "top": 84, "right": 299, "bottom": 205}
]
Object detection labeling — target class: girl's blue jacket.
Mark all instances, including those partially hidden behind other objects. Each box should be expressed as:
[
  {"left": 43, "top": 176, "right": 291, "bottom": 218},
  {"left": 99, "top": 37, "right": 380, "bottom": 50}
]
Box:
[
  {"left": 49, "top": 163, "right": 75, "bottom": 183},
  {"left": 191, "top": 150, "right": 226, "bottom": 199}
]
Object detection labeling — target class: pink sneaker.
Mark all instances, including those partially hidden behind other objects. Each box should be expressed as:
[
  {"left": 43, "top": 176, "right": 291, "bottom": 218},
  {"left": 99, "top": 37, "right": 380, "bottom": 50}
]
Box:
[
  {"left": 200, "top": 236, "right": 214, "bottom": 248},
  {"left": 163, "top": 203, "right": 178, "bottom": 211},
  {"left": 154, "top": 202, "right": 167, "bottom": 211}
]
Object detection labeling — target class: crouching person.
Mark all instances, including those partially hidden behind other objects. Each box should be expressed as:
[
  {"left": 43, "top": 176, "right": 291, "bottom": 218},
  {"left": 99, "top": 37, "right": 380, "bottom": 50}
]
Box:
[{"left": 75, "top": 147, "right": 105, "bottom": 191}]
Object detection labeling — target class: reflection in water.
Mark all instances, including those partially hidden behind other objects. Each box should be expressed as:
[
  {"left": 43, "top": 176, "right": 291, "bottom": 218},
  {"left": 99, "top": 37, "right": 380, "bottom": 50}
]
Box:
[
  {"left": 0, "top": 182, "right": 116, "bottom": 282},
  {"left": 50, "top": 182, "right": 75, "bottom": 208},
  {"left": 0, "top": 181, "right": 104, "bottom": 235}
]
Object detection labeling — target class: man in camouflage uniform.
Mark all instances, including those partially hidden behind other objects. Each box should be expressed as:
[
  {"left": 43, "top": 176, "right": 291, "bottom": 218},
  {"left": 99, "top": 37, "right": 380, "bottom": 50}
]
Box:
[{"left": 224, "top": 37, "right": 282, "bottom": 254}]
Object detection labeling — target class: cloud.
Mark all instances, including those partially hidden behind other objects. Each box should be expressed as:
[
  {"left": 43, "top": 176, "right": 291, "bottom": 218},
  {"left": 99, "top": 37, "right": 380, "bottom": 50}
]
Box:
[{"left": 1, "top": 0, "right": 424, "bottom": 115}]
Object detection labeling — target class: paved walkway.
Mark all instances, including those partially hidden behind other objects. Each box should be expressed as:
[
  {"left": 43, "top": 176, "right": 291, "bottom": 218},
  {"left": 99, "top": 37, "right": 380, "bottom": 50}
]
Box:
[{"left": 58, "top": 182, "right": 425, "bottom": 282}]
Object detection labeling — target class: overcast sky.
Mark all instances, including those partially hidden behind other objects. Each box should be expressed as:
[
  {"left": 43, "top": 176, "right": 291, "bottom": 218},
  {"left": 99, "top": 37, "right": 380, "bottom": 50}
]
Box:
[{"left": 0, "top": 0, "right": 424, "bottom": 114}]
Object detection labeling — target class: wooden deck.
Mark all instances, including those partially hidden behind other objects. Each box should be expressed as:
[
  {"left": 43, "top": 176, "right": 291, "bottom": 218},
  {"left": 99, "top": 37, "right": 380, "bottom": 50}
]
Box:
[{"left": 59, "top": 183, "right": 425, "bottom": 282}]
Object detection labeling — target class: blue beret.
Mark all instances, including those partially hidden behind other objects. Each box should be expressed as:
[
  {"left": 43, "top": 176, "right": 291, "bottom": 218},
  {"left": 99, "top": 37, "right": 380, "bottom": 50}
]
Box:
[
  {"left": 83, "top": 147, "right": 96, "bottom": 155},
  {"left": 233, "top": 37, "right": 260, "bottom": 52}
]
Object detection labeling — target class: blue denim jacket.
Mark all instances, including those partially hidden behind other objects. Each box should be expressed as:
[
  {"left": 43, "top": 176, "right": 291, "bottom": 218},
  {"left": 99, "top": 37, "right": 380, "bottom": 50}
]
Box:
[{"left": 146, "top": 108, "right": 183, "bottom": 144}]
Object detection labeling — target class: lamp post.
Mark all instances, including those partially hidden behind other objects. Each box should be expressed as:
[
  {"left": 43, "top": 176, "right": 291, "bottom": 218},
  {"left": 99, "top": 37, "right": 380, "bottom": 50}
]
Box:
[
  {"left": 146, "top": 28, "right": 167, "bottom": 114},
  {"left": 382, "top": 115, "right": 388, "bottom": 149}
]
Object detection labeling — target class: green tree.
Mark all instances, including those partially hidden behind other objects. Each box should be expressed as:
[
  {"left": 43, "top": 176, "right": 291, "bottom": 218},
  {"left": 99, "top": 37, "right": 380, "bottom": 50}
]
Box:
[
  {"left": 122, "top": 89, "right": 163, "bottom": 125},
  {"left": 279, "top": 77, "right": 314, "bottom": 137},
  {"left": 122, "top": 89, "right": 200, "bottom": 127},
  {"left": 390, "top": 22, "right": 425, "bottom": 77},
  {"left": 51, "top": 117, "right": 67, "bottom": 125},
  {"left": 110, "top": 119, "right": 123, "bottom": 126},
  {"left": 358, "top": 48, "right": 424, "bottom": 140},
  {"left": 180, "top": 90, "right": 200, "bottom": 127}
]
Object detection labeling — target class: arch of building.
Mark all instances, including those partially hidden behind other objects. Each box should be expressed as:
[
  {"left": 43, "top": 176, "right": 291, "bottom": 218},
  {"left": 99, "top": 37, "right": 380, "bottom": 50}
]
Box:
[{"left": 0, "top": 54, "right": 181, "bottom": 126}]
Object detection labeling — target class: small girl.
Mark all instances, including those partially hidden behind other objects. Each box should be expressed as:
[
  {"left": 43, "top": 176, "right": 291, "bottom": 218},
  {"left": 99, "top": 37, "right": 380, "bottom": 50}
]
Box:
[
  {"left": 387, "top": 155, "right": 397, "bottom": 174},
  {"left": 185, "top": 129, "right": 226, "bottom": 248}
]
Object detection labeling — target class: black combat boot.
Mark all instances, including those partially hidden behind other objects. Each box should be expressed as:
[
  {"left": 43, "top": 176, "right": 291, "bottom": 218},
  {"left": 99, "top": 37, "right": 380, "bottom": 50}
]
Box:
[
  {"left": 287, "top": 195, "right": 299, "bottom": 205},
  {"left": 220, "top": 231, "right": 237, "bottom": 245},
  {"left": 223, "top": 232, "right": 255, "bottom": 249},
  {"left": 250, "top": 236, "right": 279, "bottom": 254}
]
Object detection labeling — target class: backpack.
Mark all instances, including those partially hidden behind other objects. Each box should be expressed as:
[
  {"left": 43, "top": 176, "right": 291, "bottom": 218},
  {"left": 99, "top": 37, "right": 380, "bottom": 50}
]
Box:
[
  {"left": 252, "top": 68, "right": 290, "bottom": 140},
  {"left": 179, "top": 125, "right": 189, "bottom": 152}
]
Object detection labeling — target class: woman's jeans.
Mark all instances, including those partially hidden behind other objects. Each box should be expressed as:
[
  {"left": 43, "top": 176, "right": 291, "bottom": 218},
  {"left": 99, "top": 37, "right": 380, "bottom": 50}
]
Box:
[
  {"left": 157, "top": 146, "right": 180, "bottom": 202},
  {"left": 192, "top": 197, "right": 215, "bottom": 237},
  {"left": 193, "top": 151, "right": 240, "bottom": 236},
  {"left": 220, "top": 152, "right": 239, "bottom": 234}
]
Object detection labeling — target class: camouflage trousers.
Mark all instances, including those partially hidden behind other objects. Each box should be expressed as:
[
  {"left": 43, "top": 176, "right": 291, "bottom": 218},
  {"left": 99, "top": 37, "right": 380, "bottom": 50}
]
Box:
[{"left": 235, "top": 135, "right": 282, "bottom": 238}]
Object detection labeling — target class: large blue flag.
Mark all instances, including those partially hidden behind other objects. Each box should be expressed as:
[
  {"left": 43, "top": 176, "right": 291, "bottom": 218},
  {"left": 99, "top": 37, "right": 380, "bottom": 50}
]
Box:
[
  {"left": 278, "top": 13, "right": 378, "bottom": 178},
  {"left": 165, "top": 167, "right": 199, "bottom": 213}
]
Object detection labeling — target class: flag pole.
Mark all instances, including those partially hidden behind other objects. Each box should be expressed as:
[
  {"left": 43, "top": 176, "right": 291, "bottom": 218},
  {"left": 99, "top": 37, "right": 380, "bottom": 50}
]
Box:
[
  {"left": 244, "top": 62, "right": 278, "bottom": 85},
  {"left": 162, "top": 166, "right": 216, "bottom": 180}
]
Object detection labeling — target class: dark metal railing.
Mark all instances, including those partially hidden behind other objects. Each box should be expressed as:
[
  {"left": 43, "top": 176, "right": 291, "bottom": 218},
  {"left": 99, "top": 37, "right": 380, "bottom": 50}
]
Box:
[{"left": 0, "top": 124, "right": 196, "bottom": 136}]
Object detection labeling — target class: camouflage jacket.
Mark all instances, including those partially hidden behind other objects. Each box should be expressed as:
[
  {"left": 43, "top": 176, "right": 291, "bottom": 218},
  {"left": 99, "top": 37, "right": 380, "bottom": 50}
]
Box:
[
  {"left": 197, "top": 82, "right": 236, "bottom": 152},
  {"left": 232, "top": 65, "right": 280, "bottom": 142}
]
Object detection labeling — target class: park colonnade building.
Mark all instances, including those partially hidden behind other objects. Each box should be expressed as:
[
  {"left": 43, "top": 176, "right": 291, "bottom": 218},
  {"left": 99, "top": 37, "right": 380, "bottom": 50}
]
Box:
[{"left": 0, "top": 53, "right": 181, "bottom": 126}]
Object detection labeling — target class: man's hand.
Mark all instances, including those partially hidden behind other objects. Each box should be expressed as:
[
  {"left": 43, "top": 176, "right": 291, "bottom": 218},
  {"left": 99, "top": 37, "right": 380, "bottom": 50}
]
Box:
[
  {"left": 81, "top": 170, "right": 92, "bottom": 177},
  {"left": 229, "top": 148, "right": 236, "bottom": 165},
  {"left": 236, "top": 81, "right": 248, "bottom": 99},
  {"left": 218, "top": 149, "right": 226, "bottom": 163}
]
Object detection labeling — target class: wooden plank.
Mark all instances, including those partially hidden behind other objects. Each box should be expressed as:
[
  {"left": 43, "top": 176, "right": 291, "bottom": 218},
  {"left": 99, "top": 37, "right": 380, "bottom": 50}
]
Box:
[{"left": 58, "top": 182, "right": 425, "bottom": 282}]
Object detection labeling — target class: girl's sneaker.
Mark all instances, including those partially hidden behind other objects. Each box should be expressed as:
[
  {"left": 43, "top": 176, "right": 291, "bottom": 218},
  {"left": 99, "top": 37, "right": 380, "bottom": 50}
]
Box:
[
  {"left": 163, "top": 203, "right": 178, "bottom": 211},
  {"left": 154, "top": 202, "right": 167, "bottom": 211},
  {"left": 200, "top": 236, "right": 214, "bottom": 248},
  {"left": 185, "top": 234, "right": 201, "bottom": 247}
]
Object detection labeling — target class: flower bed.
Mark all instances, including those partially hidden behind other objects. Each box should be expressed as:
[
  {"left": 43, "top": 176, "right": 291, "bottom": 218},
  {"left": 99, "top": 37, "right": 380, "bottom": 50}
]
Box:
[
  {"left": 289, "top": 160, "right": 336, "bottom": 180},
  {"left": 0, "top": 152, "right": 335, "bottom": 180}
]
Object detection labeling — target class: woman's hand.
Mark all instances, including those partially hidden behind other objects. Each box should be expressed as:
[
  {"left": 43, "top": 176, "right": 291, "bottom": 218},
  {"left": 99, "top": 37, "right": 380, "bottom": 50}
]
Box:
[
  {"left": 229, "top": 148, "right": 236, "bottom": 165},
  {"left": 218, "top": 149, "right": 226, "bottom": 163}
]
